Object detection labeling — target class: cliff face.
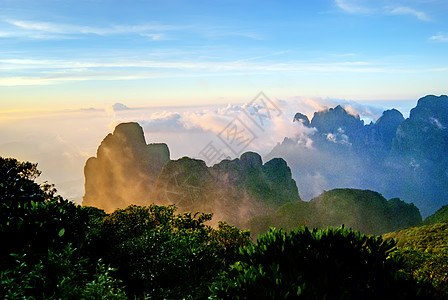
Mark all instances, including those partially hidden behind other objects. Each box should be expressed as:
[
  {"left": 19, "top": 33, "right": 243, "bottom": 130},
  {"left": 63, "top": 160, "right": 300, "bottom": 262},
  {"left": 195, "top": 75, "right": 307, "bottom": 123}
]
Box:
[
  {"left": 394, "top": 95, "right": 448, "bottom": 160},
  {"left": 150, "top": 152, "right": 299, "bottom": 227},
  {"left": 83, "top": 122, "right": 170, "bottom": 212},
  {"left": 83, "top": 122, "right": 300, "bottom": 227}
]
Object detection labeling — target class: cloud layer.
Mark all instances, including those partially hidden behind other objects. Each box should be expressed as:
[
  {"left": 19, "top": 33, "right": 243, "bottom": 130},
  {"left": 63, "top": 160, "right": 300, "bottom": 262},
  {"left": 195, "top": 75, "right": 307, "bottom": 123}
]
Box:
[{"left": 0, "top": 98, "right": 388, "bottom": 204}]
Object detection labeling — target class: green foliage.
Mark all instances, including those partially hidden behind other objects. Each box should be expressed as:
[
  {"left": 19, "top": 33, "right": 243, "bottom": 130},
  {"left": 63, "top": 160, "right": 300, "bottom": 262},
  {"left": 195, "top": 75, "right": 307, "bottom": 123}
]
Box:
[
  {"left": 0, "top": 157, "right": 56, "bottom": 203},
  {"left": 384, "top": 222, "right": 448, "bottom": 252},
  {"left": 0, "top": 246, "right": 126, "bottom": 300},
  {"left": 393, "top": 248, "right": 448, "bottom": 296},
  {"left": 1, "top": 253, "right": 44, "bottom": 299},
  {"left": 211, "top": 226, "right": 433, "bottom": 299},
  {"left": 98, "top": 205, "right": 250, "bottom": 299},
  {"left": 81, "top": 260, "right": 127, "bottom": 300},
  {"left": 384, "top": 222, "right": 448, "bottom": 296},
  {"left": 1, "top": 157, "right": 106, "bottom": 265},
  {"left": 0, "top": 156, "right": 118, "bottom": 299},
  {"left": 210, "top": 221, "right": 251, "bottom": 262}
]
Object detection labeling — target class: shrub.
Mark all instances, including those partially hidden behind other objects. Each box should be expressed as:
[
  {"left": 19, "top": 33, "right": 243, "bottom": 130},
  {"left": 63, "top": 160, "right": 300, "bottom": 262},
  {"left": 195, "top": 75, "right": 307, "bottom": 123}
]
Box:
[{"left": 211, "top": 226, "right": 434, "bottom": 299}]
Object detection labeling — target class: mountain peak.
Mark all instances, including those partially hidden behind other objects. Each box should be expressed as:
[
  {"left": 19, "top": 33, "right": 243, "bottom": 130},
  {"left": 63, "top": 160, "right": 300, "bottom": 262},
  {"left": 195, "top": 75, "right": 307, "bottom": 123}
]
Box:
[
  {"left": 240, "top": 151, "right": 263, "bottom": 168},
  {"left": 293, "top": 112, "right": 311, "bottom": 126},
  {"left": 310, "top": 105, "right": 364, "bottom": 134},
  {"left": 410, "top": 95, "right": 448, "bottom": 123},
  {"left": 375, "top": 109, "right": 404, "bottom": 127}
]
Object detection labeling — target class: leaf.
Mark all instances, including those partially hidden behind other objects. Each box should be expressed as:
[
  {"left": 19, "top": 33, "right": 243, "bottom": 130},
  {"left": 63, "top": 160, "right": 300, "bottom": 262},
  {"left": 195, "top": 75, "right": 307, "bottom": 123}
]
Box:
[{"left": 58, "top": 228, "right": 65, "bottom": 237}]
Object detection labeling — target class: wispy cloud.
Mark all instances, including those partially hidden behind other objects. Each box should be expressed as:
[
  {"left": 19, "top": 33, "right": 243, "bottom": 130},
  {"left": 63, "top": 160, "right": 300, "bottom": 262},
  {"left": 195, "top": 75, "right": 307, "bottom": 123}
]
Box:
[
  {"left": 203, "top": 28, "right": 263, "bottom": 40},
  {"left": 335, "top": 1, "right": 432, "bottom": 22},
  {"left": 334, "top": 0, "right": 371, "bottom": 14},
  {"left": 2, "top": 18, "right": 181, "bottom": 39},
  {"left": 140, "top": 33, "right": 166, "bottom": 41},
  {"left": 0, "top": 57, "right": 397, "bottom": 86},
  {"left": 430, "top": 33, "right": 448, "bottom": 42},
  {"left": 2, "top": 53, "right": 431, "bottom": 87},
  {"left": 388, "top": 6, "right": 431, "bottom": 22}
]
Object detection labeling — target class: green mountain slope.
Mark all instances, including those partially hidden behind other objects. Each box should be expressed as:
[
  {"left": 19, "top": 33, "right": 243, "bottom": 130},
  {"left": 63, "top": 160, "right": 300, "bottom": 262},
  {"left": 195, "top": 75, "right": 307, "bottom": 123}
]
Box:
[
  {"left": 424, "top": 205, "right": 448, "bottom": 225},
  {"left": 383, "top": 222, "right": 448, "bottom": 252},
  {"left": 383, "top": 222, "right": 448, "bottom": 295},
  {"left": 249, "top": 188, "right": 421, "bottom": 237}
]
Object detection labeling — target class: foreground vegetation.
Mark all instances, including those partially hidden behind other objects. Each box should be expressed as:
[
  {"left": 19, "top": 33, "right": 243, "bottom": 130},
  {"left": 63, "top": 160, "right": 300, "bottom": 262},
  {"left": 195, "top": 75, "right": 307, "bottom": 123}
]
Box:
[
  {"left": 384, "top": 223, "right": 448, "bottom": 295},
  {"left": 1, "top": 156, "right": 447, "bottom": 299}
]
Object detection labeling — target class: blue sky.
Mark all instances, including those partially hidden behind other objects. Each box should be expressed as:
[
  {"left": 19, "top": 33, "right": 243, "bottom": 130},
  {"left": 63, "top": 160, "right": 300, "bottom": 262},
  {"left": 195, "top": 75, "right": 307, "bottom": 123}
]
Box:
[{"left": 1, "top": 0, "right": 448, "bottom": 111}]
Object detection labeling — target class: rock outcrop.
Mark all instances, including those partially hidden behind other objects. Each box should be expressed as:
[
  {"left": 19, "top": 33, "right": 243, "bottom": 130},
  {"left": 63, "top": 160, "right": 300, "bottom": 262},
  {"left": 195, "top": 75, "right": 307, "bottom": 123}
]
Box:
[{"left": 83, "top": 122, "right": 170, "bottom": 212}]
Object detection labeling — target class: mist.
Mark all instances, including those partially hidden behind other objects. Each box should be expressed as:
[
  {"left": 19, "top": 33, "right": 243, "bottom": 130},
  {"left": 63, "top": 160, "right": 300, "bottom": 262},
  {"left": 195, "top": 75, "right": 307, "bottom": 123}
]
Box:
[{"left": 0, "top": 96, "right": 432, "bottom": 217}]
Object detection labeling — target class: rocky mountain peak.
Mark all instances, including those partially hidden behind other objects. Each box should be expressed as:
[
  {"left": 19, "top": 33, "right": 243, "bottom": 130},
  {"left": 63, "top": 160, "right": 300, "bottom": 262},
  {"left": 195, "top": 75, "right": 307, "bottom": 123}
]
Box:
[
  {"left": 240, "top": 151, "right": 263, "bottom": 169},
  {"left": 375, "top": 109, "right": 404, "bottom": 127},
  {"left": 293, "top": 113, "right": 310, "bottom": 126},
  {"left": 83, "top": 122, "right": 170, "bottom": 212},
  {"left": 410, "top": 95, "right": 448, "bottom": 124},
  {"left": 310, "top": 105, "right": 364, "bottom": 134}
]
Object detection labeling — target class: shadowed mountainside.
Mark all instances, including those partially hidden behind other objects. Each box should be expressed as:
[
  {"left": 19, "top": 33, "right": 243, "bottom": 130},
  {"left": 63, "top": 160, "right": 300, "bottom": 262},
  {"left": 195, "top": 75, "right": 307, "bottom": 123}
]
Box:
[
  {"left": 267, "top": 95, "right": 448, "bottom": 217},
  {"left": 423, "top": 204, "right": 448, "bottom": 225},
  {"left": 248, "top": 189, "right": 421, "bottom": 236}
]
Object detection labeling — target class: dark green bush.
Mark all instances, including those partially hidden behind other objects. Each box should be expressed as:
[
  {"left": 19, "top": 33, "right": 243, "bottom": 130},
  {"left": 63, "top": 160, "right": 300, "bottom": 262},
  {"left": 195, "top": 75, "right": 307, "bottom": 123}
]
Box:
[
  {"left": 211, "top": 226, "right": 434, "bottom": 299},
  {"left": 98, "top": 205, "right": 250, "bottom": 299}
]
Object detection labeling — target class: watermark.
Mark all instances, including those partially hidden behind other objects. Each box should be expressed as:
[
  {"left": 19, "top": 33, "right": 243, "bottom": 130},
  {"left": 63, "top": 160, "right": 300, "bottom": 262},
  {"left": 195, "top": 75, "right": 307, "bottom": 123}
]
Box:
[
  {"left": 217, "top": 116, "right": 258, "bottom": 156},
  {"left": 198, "top": 91, "right": 282, "bottom": 165},
  {"left": 164, "top": 92, "right": 282, "bottom": 209},
  {"left": 243, "top": 91, "right": 282, "bottom": 131},
  {"left": 197, "top": 141, "right": 229, "bottom": 165},
  {"left": 165, "top": 172, "right": 201, "bottom": 208}
]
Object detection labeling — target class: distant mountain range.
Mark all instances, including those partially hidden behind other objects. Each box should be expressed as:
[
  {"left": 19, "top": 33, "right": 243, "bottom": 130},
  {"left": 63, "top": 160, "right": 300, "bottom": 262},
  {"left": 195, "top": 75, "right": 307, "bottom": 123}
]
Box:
[
  {"left": 82, "top": 94, "right": 448, "bottom": 234},
  {"left": 267, "top": 94, "right": 448, "bottom": 217}
]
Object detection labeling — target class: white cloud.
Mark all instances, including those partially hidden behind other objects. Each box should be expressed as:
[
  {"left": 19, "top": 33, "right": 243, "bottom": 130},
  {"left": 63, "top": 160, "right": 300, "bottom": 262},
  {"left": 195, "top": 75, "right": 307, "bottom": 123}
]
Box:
[
  {"left": 140, "top": 33, "right": 166, "bottom": 41},
  {"left": 335, "top": 1, "right": 432, "bottom": 22},
  {"left": 112, "top": 103, "right": 131, "bottom": 111},
  {"left": 430, "top": 33, "right": 448, "bottom": 42},
  {"left": 389, "top": 6, "right": 431, "bottom": 21},
  {"left": 282, "top": 96, "right": 383, "bottom": 123},
  {"left": 326, "top": 128, "right": 351, "bottom": 145},
  {"left": 140, "top": 112, "right": 188, "bottom": 132},
  {"left": 335, "top": 0, "right": 371, "bottom": 14}
]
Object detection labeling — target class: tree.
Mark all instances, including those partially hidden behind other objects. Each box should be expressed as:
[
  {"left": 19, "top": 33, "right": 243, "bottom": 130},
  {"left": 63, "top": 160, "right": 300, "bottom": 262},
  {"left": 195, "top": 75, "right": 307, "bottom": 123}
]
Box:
[
  {"left": 98, "top": 204, "right": 250, "bottom": 299},
  {"left": 0, "top": 156, "right": 123, "bottom": 299}
]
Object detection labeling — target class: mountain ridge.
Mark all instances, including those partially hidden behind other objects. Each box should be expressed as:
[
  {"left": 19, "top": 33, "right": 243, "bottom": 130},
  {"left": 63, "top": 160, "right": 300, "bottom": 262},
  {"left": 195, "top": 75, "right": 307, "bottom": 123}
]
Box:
[{"left": 267, "top": 94, "right": 448, "bottom": 217}]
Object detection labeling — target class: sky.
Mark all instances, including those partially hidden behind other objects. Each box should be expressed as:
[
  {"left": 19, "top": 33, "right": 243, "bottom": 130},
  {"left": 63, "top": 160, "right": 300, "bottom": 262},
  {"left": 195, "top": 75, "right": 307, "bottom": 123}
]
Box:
[
  {"left": 0, "top": 0, "right": 447, "bottom": 203},
  {"left": 1, "top": 0, "right": 448, "bottom": 110}
]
